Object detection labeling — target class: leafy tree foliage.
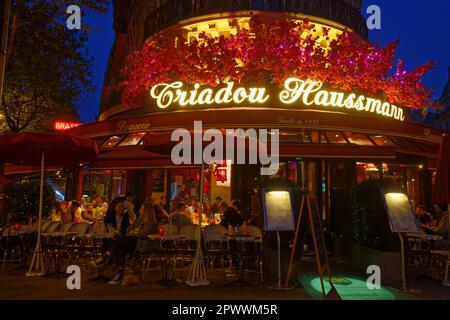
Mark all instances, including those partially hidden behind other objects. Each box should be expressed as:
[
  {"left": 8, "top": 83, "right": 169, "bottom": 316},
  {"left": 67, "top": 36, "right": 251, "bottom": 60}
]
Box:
[{"left": 1, "top": 0, "right": 110, "bottom": 132}]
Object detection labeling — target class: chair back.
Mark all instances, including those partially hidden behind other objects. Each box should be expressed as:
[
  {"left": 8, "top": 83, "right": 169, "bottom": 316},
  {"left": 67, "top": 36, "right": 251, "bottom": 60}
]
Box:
[
  {"left": 1, "top": 226, "right": 16, "bottom": 237},
  {"left": 46, "top": 222, "right": 61, "bottom": 233},
  {"left": 203, "top": 225, "right": 227, "bottom": 242},
  {"left": 59, "top": 223, "right": 73, "bottom": 233},
  {"left": 91, "top": 221, "right": 105, "bottom": 234},
  {"left": 40, "top": 221, "right": 54, "bottom": 232},
  {"left": 203, "top": 224, "right": 228, "bottom": 251},
  {"left": 69, "top": 222, "right": 90, "bottom": 235},
  {"left": 247, "top": 225, "right": 262, "bottom": 242},
  {"left": 159, "top": 224, "right": 178, "bottom": 235},
  {"left": 179, "top": 224, "right": 201, "bottom": 241}
]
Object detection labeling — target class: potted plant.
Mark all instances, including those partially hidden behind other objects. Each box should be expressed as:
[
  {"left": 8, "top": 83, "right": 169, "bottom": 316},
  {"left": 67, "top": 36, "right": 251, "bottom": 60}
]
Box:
[{"left": 351, "top": 178, "right": 403, "bottom": 287}]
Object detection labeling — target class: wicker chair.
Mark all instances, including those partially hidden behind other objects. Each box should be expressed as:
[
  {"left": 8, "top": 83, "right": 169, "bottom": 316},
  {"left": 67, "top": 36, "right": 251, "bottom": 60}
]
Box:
[{"left": 202, "top": 225, "right": 230, "bottom": 271}]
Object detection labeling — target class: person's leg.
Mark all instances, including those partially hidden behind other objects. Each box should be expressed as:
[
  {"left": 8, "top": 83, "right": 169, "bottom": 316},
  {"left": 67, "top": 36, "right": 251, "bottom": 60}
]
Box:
[
  {"left": 109, "top": 237, "right": 138, "bottom": 285},
  {"left": 93, "top": 238, "right": 117, "bottom": 266}
]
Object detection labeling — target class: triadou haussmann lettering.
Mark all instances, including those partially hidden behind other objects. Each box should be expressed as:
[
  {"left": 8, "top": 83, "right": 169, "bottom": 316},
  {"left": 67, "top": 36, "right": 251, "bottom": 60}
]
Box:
[{"left": 150, "top": 78, "right": 405, "bottom": 121}]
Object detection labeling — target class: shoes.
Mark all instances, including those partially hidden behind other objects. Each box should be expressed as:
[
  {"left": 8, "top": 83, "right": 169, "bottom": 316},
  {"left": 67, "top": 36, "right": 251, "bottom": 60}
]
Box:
[
  {"left": 108, "top": 271, "right": 124, "bottom": 285},
  {"left": 91, "top": 256, "right": 106, "bottom": 268}
]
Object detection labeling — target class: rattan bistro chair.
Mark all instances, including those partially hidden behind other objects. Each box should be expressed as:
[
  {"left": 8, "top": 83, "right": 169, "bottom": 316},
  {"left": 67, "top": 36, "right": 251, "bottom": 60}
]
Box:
[
  {"left": 174, "top": 224, "right": 200, "bottom": 272},
  {"left": 202, "top": 225, "right": 230, "bottom": 270},
  {"left": 63, "top": 223, "right": 90, "bottom": 268}
]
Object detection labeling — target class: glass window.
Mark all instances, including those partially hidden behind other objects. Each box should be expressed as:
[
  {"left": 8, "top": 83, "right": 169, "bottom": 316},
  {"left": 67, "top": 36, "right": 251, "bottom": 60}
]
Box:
[
  {"left": 118, "top": 132, "right": 147, "bottom": 146},
  {"left": 356, "top": 162, "right": 380, "bottom": 183},
  {"left": 344, "top": 132, "right": 375, "bottom": 146},
  {"left": 101, "top": 135, "right": 125, "bottom": 149},
  {"left": 300, "top": 131, "right": 319, "bottom": 143},
  {"left": 370, "top": 135, "right": 396, "bottom": 147},
  {"left": 325, "top": 132, "right": 347, "bottom": 144}
]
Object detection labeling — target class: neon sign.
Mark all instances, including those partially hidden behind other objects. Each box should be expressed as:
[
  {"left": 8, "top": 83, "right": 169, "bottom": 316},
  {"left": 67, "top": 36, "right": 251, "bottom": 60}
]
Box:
[
  {"left": 150, "top": 78, "right": 405, "bottom": 121},
  {"left": 54, "top": 121, "right": 81, "bottom": 131}
]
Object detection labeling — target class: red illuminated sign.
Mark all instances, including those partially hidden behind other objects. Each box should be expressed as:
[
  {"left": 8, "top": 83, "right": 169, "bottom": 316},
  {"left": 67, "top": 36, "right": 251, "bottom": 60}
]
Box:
[{"left": 54, "top": 121, "right": 81, "bottom": 131}]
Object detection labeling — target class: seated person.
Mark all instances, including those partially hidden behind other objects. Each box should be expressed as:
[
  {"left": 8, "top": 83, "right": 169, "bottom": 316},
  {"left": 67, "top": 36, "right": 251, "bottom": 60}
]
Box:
[
  {"left": 154, "top": 196, "right": 170, "bottom": 224},
  {"left": 66, "top": 200, "right": 85, "bottom": 223},
  {"left": 429, "top": 211, "right": 449, "bottom": 239},
  {"left": 93, "top": 196, "right": 108, "bottom": 217},
  {"left": 92, "top": 196, "right": 158, "bottom": 285},
  {"left": 81, "top": 203, "right": 99, "bottom": 223},
  {"left": 211, "top": 196, "right": 223, "bottom": 214},
  {"left": 220, "top": 199, "right": 244, "bottom": 228},
  {"left": 170, "top": 202, "right": 193, "bottom": 230},
  {"left": 415, "top": 205, "right": 434, "bottom": 230}
]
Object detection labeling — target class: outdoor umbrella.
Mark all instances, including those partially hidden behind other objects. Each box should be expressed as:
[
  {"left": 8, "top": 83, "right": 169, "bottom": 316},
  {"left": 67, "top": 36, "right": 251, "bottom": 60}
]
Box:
[
  {"left": 0, "top": 132, "right": 99, "bottom": 276},
  {"left": 432, "top": 133, "right": 450, "bottom": 285}
]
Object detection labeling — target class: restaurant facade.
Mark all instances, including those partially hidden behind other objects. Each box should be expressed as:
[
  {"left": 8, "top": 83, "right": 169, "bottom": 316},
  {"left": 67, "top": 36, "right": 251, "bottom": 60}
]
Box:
[{"left": 60, "top": 0, "right": 444, "bottom": 232}]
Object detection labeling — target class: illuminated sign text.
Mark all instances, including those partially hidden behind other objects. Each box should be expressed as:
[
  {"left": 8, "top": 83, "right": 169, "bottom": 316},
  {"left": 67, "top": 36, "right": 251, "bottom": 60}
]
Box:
[
  {"left": 54, "top": 121, "right": 81, "bottom": 131},
  {"left": 150, "top": 78, "right": 405, "bottom": 121}
]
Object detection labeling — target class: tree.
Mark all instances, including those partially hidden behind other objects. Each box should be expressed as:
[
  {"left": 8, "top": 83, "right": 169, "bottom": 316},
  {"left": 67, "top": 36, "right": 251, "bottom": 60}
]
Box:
[
  {"left": 2, "top": 179, "right": 56, "bottom": 224},
  {"left": 1, "top": 0, "right": 110, "bottom": 132}
]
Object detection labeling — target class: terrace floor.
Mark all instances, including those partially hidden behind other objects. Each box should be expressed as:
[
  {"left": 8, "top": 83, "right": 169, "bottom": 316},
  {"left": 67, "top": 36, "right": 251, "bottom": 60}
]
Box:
[{"left": 0, "top": 258, "right": 449, "bottom": 300}]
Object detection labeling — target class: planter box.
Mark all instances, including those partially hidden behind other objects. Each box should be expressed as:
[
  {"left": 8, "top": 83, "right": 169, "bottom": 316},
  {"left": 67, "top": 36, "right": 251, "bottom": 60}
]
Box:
[
  {"left": 352, "top": 244, "right": 402, "bottom": 288},
  {"left": 333, "top": 236, "right": 353, "bottom": 261}
]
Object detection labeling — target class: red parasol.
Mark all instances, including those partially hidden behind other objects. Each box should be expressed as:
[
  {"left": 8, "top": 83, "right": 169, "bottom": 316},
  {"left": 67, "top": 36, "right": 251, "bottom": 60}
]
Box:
[
  {"left": 0, "top": 132, "right": 98, "bottom": 166},
  {"left": 0, "top": 132, "right": 98, "bottom": 276}
]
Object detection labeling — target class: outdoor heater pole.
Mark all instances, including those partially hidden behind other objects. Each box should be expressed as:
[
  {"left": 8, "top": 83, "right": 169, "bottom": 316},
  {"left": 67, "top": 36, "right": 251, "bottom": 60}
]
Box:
[
  {"left": 186, "top": 162, "right": 209, "bottom": 286},
  {"left": 26, "top": 146, "right": 45, "bottom": 276}
]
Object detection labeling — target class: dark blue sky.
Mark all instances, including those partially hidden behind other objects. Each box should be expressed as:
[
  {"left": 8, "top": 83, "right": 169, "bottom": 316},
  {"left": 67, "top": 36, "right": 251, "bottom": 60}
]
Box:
[{"left": 78, "top": 0, "right": 450, "bottom": 123}]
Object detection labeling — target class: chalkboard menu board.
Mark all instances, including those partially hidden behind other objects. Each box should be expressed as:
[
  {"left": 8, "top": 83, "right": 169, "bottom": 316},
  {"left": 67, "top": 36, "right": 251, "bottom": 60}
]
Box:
[
  {"left": 308, "top": 197, "right": 327, "bottom": 272},
  {"left": 381, "top": 191, "right": 421, "bottom": 233},
  {"left": 262, "top": 188, "right": 295, "bottom": 231}
]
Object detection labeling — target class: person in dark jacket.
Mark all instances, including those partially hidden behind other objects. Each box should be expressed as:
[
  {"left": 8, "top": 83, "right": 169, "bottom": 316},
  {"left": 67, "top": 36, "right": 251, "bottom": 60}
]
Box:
[{"left": 220, "top": 199, "right": 244, "bottom": 228}]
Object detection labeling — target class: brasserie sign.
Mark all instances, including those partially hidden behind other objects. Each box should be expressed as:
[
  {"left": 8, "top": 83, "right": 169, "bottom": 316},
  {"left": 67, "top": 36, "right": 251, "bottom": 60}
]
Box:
[{"left": 150, "top": 78, "right": 405, "bottom": 121}]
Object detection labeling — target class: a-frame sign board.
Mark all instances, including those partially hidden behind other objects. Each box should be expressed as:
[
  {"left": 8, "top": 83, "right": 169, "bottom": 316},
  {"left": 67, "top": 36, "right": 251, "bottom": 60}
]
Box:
[{"left": 285, "top": 193, "right": 340, "bottom": 299}]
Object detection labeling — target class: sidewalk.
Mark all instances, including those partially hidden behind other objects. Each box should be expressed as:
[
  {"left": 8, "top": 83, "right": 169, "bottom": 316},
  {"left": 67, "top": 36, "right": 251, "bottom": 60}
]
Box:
[{"left": 0, "top": 260, "right": 449, "bottom": 300}]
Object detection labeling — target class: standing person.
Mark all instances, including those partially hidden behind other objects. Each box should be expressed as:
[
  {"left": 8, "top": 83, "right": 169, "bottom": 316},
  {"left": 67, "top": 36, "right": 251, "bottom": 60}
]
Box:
[
  {"left": 154, "top": 195, "right": 170, "bottom": 224},
  {"left": 124, "top": 192, "right": 137, "bottom": 224},
  {"left": 211, "top": 196, "right": 223, "bottom": 214}
]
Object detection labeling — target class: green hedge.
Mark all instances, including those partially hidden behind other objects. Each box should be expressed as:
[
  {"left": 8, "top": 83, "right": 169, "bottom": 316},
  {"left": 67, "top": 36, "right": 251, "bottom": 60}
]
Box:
[{"left": 351, "top": 178, "right": 400, "bottom": 251}]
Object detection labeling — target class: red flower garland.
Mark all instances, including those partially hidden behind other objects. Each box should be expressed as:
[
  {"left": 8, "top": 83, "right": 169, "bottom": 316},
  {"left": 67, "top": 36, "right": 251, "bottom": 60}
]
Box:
[{"left": 119, "top": 17, "right": 437, "bottom": 112}]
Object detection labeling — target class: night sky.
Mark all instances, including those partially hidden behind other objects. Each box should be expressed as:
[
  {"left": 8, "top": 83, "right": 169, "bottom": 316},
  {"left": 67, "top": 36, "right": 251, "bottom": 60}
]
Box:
[{"left": 77, "top": 0, "right": 450, "bottom": 123}]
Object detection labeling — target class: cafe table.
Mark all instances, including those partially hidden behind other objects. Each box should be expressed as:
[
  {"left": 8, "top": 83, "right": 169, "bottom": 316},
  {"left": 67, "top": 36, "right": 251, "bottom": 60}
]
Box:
[
  {"left": 146, "top": 234, "right": 186, "bottom": 286},
  {"left": 225, "top": 234, "right": 259, "bottom": 286}
]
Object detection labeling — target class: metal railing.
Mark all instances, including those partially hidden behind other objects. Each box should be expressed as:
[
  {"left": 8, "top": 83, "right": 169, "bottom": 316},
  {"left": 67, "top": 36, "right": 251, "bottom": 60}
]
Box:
[{"left": 143, "top": 0, "right": 368, "bottom": 39}]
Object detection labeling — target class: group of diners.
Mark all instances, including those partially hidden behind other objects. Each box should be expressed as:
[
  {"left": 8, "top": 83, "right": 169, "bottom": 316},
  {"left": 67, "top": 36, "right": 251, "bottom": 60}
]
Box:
[
  {"left": 48, "top": 195, "right": 109, "bottom": 224},
  {"left": 88, "top": 193, "right": 252, "bottom": 285}
]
